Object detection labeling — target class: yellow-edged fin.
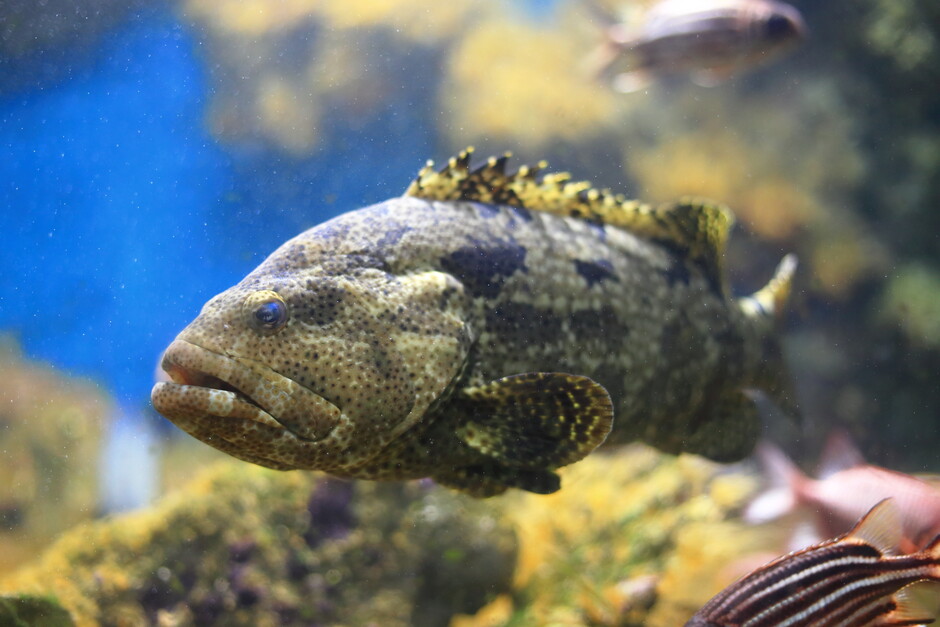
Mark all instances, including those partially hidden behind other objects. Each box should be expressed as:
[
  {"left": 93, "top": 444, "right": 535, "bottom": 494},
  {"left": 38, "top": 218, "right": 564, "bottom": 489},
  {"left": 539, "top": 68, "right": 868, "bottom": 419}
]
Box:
[
  {"left": 453, "top": 372, "right": 613, "bottom": 469},
  {"left": 847, "top": 499, "right": 902, "bottom": 555},
  {"left": 406, "top": 149, "right": 735, "bottom": 295}
]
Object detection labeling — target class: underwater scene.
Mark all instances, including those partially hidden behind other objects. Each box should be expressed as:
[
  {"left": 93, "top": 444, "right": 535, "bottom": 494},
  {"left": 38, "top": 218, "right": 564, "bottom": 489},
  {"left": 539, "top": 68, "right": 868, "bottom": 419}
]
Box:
[{"left": 2, "top": 0, "right": 940, "bottom": 624}]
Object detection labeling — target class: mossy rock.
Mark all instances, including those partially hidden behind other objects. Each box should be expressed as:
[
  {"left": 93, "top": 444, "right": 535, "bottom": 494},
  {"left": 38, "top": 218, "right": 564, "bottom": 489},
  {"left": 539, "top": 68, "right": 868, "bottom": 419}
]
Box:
[{"left": 0, "top": 462, "right": 516, "bottom": 626}]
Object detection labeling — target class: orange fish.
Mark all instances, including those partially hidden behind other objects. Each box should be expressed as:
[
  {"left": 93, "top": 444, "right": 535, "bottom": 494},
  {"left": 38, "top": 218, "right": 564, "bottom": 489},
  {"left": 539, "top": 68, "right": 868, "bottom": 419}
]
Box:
[
  {"left": 746, "top": 431, "right": 940, "bottom": 553},
  {"left": 586, "top": 0, "right": 806, "bottom": 92}
]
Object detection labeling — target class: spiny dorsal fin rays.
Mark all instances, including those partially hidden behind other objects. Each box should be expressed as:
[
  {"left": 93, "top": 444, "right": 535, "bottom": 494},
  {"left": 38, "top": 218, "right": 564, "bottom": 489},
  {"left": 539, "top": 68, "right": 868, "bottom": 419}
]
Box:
[
  {"left": 847, "top": 498, "right": 902, "bottom": 556},
  {"left": 406, "top": 147, "right": 734, "bottom": 296}
]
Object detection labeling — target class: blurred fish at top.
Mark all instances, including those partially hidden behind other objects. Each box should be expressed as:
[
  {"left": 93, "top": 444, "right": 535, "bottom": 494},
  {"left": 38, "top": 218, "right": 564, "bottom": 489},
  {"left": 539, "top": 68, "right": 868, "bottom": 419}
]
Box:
[{"left": 584, "top": 0, "right": 806, "bottom": 92}]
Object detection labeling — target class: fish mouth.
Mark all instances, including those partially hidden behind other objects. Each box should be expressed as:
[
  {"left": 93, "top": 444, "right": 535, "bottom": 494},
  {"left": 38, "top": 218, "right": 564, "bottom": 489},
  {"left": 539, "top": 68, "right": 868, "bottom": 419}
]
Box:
[{"left": 151, "top": 339, "right": 341, "bottom": 448}]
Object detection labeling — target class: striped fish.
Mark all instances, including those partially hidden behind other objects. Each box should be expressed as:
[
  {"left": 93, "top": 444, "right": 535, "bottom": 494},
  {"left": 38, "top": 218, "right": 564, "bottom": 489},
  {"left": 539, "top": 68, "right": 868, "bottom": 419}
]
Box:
[{"left": 686, "top": 499, "right": 940, "bottom": 626}]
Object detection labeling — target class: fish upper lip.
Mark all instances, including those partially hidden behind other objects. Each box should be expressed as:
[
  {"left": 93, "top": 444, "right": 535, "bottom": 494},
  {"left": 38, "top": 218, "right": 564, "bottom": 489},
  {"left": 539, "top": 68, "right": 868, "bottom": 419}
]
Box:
[{"left": 153, "top": 339, "right": 341, "bottom": 441}]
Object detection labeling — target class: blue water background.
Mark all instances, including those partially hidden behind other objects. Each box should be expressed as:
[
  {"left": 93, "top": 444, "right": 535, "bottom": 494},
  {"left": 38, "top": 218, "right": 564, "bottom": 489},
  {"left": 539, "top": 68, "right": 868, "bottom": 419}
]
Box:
[{"left": 0, "top": 7, "right": 432, "bottom": 414}]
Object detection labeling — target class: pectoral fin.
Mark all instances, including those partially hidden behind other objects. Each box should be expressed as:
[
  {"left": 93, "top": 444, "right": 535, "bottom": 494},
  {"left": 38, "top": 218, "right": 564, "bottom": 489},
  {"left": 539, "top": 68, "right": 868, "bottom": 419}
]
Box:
[
  {"left": 453, "top": 372, "right": 614, "bottom": 469},
  {"left": 684, "top": 390, "right": 761, "bottom": 462}
]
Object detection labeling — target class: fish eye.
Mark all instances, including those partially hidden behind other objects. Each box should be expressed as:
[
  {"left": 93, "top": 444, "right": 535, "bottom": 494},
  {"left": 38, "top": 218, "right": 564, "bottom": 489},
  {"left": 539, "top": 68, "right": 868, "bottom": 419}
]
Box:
[
  {"left": 765, "top": 14, "right": 794, "bottom": 38},
  {"left": 243, "top": 290, "right": 289, "bottom": 333}
]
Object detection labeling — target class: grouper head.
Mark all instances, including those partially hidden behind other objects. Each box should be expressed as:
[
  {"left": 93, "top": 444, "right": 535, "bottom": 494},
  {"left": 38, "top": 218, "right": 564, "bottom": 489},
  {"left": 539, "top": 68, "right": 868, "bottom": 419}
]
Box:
[{"left": 151, "top": 225, "right": 472, "bottom": 472}]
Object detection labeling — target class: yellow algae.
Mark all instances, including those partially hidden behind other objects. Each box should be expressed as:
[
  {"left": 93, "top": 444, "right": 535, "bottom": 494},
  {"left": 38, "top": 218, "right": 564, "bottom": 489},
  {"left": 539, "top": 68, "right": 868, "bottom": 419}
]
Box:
[
  {"left": 312, "top": 0, "right": 477, "bottom": 43},
  {"left": 185, "top": 0, "right": 476, "bottom": 41},
  {"left": 621, "top": 85, "right": 883, "bottom": 297},
  {"left": 256, "top": 74, "right": 321, "bottom": 153},
  {"left": 626, "top": 88, "right": 861, "bottom": 242},
  {"left": 459, "top": 445, "right": 765, "bottom": 627},
  {"left": 645, "top": 520, "right": 780, "bottom": 627},
  {"left": 0, "top": 339, "right": 109, "bottom": 577},
  {"left": 181, "top": 0, "right": 481, "bottom": 153},
  {"left": 709, "top": 473, "right": 759, "bottom": 510},
  {"left": 442, "top": 18, "right": 620, "bottom": 150},
  {"left": 808, "top": 228, "right": 884, "bottom": 297},
  {"left": 451, "top": 593, "right": 514, "bottom": 627},
  {"left": 183, "top": 0, "right": 310, "bottom": 36},
  {"left": 1, "top": 462, "right": 515, "bottom": 626}
]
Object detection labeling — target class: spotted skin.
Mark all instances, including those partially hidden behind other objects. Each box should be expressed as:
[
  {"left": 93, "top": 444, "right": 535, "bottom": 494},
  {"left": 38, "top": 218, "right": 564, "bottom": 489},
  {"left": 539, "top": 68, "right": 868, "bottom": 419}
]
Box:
[{"left": 152, "top": 151, "right": 795, "bottom": 497}]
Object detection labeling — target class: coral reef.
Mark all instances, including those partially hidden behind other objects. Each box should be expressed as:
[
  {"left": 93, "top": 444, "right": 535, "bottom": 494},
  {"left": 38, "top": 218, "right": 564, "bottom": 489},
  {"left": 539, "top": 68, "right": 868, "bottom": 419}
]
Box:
[
  {"left": 179, "top": 0, "right": 624, "bottom": 159},
  {"left": 0, "top": 339, "right": 109, "bottom": 577},
  {"left": 440, "top": 14, "right": 621, "bottom": 154},
  {"left": 181, "top": 0, "right": 477, "bottom": 154},
  {"left": 0, "top": 462, "right": 516, "bottom": 627},
  {"left": 0, "top": 443, "right": 776, "bottom": 627},
  {"left": 620, "top": 83, "right": 881, "bottom": 298},
  {"left": 454, "top": 445, "right": 777, "bottom": 627}
]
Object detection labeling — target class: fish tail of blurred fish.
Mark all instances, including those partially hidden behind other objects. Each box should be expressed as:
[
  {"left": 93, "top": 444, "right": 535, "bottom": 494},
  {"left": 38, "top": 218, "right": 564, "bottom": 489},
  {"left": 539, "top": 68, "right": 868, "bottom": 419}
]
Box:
[
  {"left": 577, "top": 0, "right": 650, "bottom": 90},
  {"left": 739, "top": 253, "right": 800, "bottom": 420},
  {"left": 580, "top": 19, "right": 634, "bottom": 82},
  {"left": 744, "top": 439, "right": 809, "bottom": 524}
]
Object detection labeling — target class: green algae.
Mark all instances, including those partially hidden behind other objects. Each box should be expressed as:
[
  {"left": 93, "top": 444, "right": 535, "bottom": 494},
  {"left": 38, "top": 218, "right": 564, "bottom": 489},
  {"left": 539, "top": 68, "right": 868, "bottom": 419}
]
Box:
[{"left": 0, "top": 595, "right": 74, "bottom": 627}]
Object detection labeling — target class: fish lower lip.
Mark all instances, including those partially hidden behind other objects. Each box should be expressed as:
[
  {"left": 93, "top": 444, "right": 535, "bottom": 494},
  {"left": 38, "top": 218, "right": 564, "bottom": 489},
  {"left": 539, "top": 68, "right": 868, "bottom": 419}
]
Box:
[
  {"left": 162, "top": 360, "right": 263, "bottom": 410},
  {"left": 153, "top": 339, "right": 341, "bottom": 441},
  {"left": 151, "top": 380, "right": 284, "bottom": 429}
]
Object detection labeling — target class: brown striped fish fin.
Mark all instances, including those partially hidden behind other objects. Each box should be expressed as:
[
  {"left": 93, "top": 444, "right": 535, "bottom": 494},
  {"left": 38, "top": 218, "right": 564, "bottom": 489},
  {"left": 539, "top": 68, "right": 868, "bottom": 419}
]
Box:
[
  {"left": 848, "top": 498, "right": 902, "bottom": 555},
  {"left": 868, "top": 587, "right": 936, "bottom": 626}
]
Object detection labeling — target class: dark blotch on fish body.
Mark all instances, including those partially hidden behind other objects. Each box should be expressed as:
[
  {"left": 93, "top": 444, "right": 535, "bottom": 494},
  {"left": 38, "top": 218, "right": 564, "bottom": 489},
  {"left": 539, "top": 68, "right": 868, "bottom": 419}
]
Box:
[
  {"left": 574, "top": 258, "right": 617, "bottom": 287},
  {"left": 440, "top": 237, "right": 528, "bottom": 299}
]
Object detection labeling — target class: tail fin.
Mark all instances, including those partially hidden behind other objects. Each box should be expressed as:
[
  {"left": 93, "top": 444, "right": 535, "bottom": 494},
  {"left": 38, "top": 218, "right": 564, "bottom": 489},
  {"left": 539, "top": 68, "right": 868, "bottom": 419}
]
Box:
[
  {"left": 739, "top": 254, "right": 800, "bottom": 420},
  {"left": 740, "top": 254, "right": 798, "bottom": 320},
  {"left": 743, "top": 440, "right": 807, "bottom": 524}
]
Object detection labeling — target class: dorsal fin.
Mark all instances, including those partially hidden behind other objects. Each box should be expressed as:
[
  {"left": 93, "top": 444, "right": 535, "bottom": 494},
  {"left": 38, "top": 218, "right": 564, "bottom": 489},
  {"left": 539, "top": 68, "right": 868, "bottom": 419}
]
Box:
[
  {"left": 406, "top": 148, "right": 735, "bottom": 294},
  {"left": 816, "top": 428, "right": 866, "bottom": 478},
  {"left": 847, "top": 499, "right": 901, "bottom": 555}
]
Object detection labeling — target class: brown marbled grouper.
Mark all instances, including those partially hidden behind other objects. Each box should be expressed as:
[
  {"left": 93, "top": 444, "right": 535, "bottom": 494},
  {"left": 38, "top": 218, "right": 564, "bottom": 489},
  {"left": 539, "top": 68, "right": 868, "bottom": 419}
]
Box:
[{"left": 151, "top": 148, "right": 797, "bottom": 496}]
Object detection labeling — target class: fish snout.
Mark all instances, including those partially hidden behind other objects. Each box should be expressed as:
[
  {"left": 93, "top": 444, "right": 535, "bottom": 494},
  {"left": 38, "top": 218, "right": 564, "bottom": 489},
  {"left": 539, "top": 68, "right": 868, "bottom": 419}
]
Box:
[{"left": 153, "top": 339, "right": 341, "bottom": 442}]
